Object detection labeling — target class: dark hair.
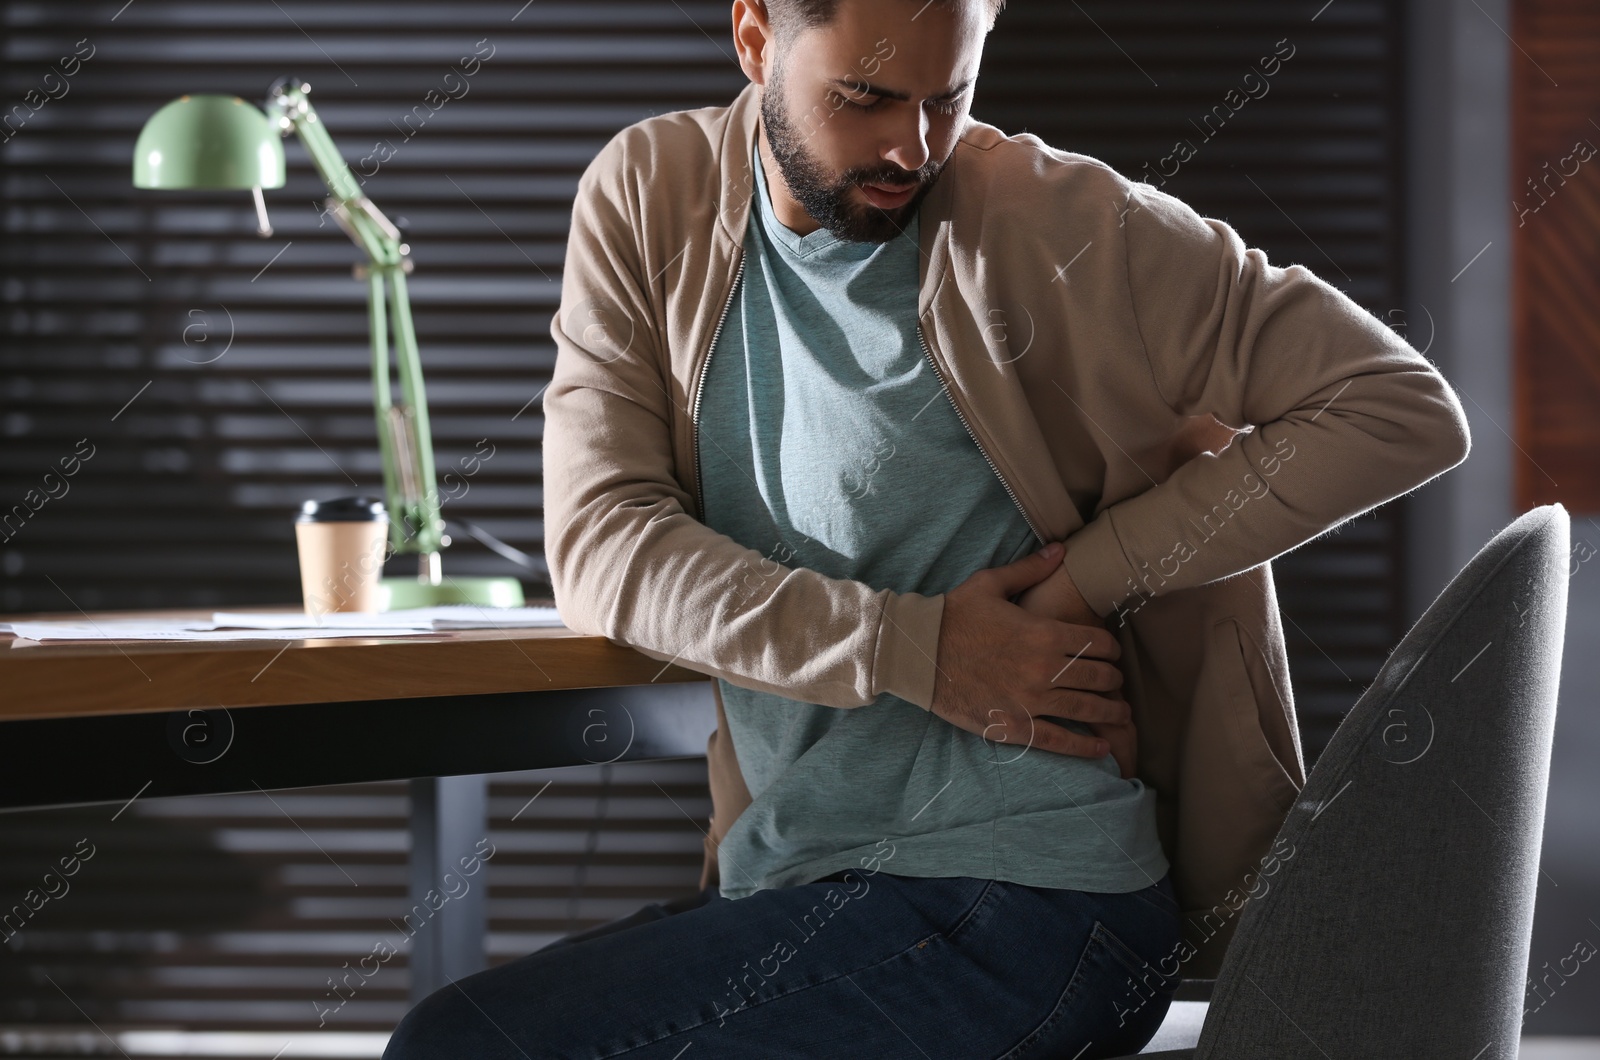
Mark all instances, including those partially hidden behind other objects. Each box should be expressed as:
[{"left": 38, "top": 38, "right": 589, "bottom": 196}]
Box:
[{"left": 766, "top": 0, "right": 1007, "bottom": 37}]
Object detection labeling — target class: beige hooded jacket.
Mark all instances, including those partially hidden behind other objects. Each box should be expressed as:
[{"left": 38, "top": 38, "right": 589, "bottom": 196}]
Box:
[{"left": 542, "top": 81, "right": 1471, "bottom": 977}]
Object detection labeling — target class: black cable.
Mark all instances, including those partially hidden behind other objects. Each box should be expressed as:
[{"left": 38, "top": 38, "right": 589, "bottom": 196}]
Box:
[{"left": 446, "top": 517, "right": 539, "bottom": 570}]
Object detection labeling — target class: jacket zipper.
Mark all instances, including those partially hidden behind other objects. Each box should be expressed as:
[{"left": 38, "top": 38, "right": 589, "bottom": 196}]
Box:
[
  {"left": 691, "top": 254, "right": 747, "bottom": 521},
  {"left": 916, "top": 325, "right": 1047, "bottom": 547}
]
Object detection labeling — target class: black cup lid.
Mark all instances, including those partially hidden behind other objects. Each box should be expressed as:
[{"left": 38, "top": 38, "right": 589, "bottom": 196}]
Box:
[{"left": 297, "top": 496, "right": 389, "bottom": 523}]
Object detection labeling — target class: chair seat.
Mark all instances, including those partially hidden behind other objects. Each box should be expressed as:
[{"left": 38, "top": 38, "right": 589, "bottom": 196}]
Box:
[
  {"left": 1142, "top": 1000, "right": 1205, "bottom": 1052},
  {"left": 1097, "top": 999, "right": 1205, "bottom": 1059}
]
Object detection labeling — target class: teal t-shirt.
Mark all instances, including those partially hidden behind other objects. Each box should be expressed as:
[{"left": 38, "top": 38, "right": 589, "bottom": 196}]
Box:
[{"left": 698, "top": 146, "right": 1169, "bottom": 899}]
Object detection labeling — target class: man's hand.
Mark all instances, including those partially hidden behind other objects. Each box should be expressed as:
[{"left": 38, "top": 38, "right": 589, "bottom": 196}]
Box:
[
  {"left": 930, "top": 542, "right": 1129, "bottom": 762},
  {"left": 1014, "top": 550, "right": 1139, "bottom": 780},
  {"left": 1012, "top": 546, "right": 1099, "bottom": 625}
]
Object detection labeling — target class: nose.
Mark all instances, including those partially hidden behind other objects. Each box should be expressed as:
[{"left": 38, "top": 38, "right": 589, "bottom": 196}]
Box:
[{"left": 882, "top": 103, "right": 930, "bottom": 174}]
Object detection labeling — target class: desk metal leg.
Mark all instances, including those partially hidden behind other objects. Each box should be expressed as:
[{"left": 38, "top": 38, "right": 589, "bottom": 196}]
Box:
[
  {"left": 0, "top": 681, "right": 719, "bottom": 1004},
  {"left": 407, "top": 774, "right": 489, "bottom": 1004}
]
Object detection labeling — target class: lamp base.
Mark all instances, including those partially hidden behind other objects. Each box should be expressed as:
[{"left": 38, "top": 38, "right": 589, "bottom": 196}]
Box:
[{"left": 378, "top": 576, "right": 525, "bottom": 610}]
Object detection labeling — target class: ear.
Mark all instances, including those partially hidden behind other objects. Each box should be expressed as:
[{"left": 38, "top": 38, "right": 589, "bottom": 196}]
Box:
[{"left": 732, "top": 0, "right": 775, "bottom": 86}]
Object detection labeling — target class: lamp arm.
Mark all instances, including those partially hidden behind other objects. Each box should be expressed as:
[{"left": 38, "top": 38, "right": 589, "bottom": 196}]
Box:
[{"left": 263, "top": 78, "right": 444, "bottom": 564}]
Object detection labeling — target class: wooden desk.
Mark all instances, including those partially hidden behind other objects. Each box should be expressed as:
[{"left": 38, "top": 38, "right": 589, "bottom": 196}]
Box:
[{"left": 0, "top": 604, "right": 716, "bottom": 1001}]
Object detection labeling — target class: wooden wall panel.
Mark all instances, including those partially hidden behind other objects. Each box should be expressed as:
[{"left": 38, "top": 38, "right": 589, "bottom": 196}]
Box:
[{"left": 1512, "top": 0, "right": 1600, "bottom": 512}]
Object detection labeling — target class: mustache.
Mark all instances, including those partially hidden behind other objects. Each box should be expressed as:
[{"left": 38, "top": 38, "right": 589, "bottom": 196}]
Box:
[{"left": 846, "top": 162, "right": 940, "bottom": 188}]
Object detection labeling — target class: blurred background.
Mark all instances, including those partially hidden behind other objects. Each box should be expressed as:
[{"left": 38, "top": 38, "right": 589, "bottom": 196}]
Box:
[{"left": 1, "top": 0, "right": 1596, "bottom": 1054}]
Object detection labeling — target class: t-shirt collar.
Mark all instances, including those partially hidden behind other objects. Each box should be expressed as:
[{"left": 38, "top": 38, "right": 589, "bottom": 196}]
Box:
[{"left": 753, "top": 141, "right": 891, "bottom": 262}]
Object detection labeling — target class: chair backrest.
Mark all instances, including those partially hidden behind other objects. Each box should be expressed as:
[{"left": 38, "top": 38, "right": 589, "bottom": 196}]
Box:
[{"left": 1194, "top": 504, "right": 1571, "bottom": 1060}]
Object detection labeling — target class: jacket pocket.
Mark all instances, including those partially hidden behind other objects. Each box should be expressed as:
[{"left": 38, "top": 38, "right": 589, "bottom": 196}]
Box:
[{"left": 1213, "top": 617, "right": 1300, "bottom": 814}]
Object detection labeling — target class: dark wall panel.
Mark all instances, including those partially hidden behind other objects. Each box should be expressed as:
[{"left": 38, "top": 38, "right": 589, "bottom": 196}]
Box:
[
  {"left": 3, "top": 1, "right": 1409, "bottom": 761},
  {"left": 0, "top": 0, "right": 1407, "bottom": 1043},
  {"left": 973, "top": 0, "right": 1409, "bottom": 757}
]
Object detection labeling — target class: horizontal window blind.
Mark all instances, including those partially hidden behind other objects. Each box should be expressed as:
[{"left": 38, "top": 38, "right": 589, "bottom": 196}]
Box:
[
  {"left": 0, "top": 0, "right": 1406, "bottom": 1047},
  {"left": 1, "top": 0, "right": 1408, "bottom": 754},
  {"left": 0, "top": 762, "right": 711, "bottom": 1041},
  {"left": 0, "top": 1, "right": 759, "bottom": 616}
]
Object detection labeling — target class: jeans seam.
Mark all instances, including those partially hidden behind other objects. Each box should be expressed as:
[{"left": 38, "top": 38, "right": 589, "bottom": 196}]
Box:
[
  {"left": 996, "top": 918, "right": 1178, "bottom": 1060},
  {"left": 592, "top": 906, "right": 951, "bottom": 1058},
  {"left": 1093, "top": 920, "right": 1165, "bottom": 983},
  {"left": 1125, "top": 881, "right": 1180, "bottom": 918},
  {"left": 944, "top": 878, "right": 998, "bottom": 943},
  {"left": 995, "top": 918, "right": 1107, "bottom": 1060}
]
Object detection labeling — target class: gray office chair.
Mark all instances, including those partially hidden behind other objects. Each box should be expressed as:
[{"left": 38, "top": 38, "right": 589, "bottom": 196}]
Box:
[{"left": 1109, "top": 503, "right": 1570, "bottom": 1059}]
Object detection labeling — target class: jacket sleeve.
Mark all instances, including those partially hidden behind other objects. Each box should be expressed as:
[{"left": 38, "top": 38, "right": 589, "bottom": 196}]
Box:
[
  {"left": 542, "top": 131, "right": 945, "bottom": 709},
  {"left": 1060, "top": 179, "right": 1472, "bottom": 621}
]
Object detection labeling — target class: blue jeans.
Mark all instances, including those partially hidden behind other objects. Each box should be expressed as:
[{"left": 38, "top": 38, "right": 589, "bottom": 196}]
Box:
[{"left": 384, "top": 870, "right": 1182, "bottom": 1059}]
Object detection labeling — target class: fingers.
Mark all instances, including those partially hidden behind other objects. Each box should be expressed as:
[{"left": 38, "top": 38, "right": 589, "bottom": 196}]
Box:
[
  {"left": 1009, "top": 615, "right": 1121, "bottom": 665},
  {"left": 1090, "top": 720, "right": 1138, "bottom": 779},
  {"left": 934, "top": 554, "right": 1134, "bottom": 766},
  {"left": 981, "top": 542, "right": 1064, "bottom": 597},
  {"left": 981, "top": 710, "right": 1109, "bottom": 759},
  {"left": 1038, "top": 653, "right": 1123, "bottom": 694},
  {"left": 1045, "top": 623, "right": 1121, "bottom": 663},
  {"left": 1039, "top": 688, "right": 1133, "bottom": 725},
  {"left": 1032, "top": 721, "right": 1109, "bottom": 759}
]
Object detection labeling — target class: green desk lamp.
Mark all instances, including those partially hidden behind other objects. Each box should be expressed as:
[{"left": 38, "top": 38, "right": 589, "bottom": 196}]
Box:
[{"left": 132, "top": 78, "right": 523, "bottom": 609}]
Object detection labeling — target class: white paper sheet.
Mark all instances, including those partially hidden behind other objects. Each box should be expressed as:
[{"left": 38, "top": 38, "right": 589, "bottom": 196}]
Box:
[
  {"left": 0, "top": 604, "right": 567, "bottom": 642},
  {"left": 211, "top": 605, "right": 566, "bottom": 630},
  {"left": 2, "top": 623, "right": 439, "bottom": 642}
]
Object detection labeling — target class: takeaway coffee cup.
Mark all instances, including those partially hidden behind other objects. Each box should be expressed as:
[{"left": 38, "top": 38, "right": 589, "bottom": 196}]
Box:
[{"left": 294, "top": 497, "right": 390, "bottom": 618}]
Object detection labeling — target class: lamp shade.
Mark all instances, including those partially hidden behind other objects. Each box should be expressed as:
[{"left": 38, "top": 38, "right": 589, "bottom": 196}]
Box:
[{"left": 133, "top": 94, "right": 286, "bottom": 190}]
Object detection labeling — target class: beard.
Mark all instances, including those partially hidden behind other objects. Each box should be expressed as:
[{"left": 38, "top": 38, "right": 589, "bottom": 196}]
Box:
[{"left": 759, "top": 68, "right": 946, "bottom": 244}]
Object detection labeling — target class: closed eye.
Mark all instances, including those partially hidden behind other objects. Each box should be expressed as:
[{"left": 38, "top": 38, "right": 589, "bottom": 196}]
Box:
[
  {"left": 828, "top": 90, "right": 966, "bottom": 115},
  {"left": 831, "top": 89, "right": 885, "bottom": 112}
]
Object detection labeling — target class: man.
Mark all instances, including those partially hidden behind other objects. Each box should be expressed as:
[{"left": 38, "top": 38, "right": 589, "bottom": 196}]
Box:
[{"left": 384, "top": 0, "right": 1469, "bottom": 1055}]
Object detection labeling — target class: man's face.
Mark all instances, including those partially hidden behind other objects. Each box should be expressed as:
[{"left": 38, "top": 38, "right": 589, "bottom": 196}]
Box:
[{"left": 756, "top": 0, "right": 988, "bottom": 244}]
